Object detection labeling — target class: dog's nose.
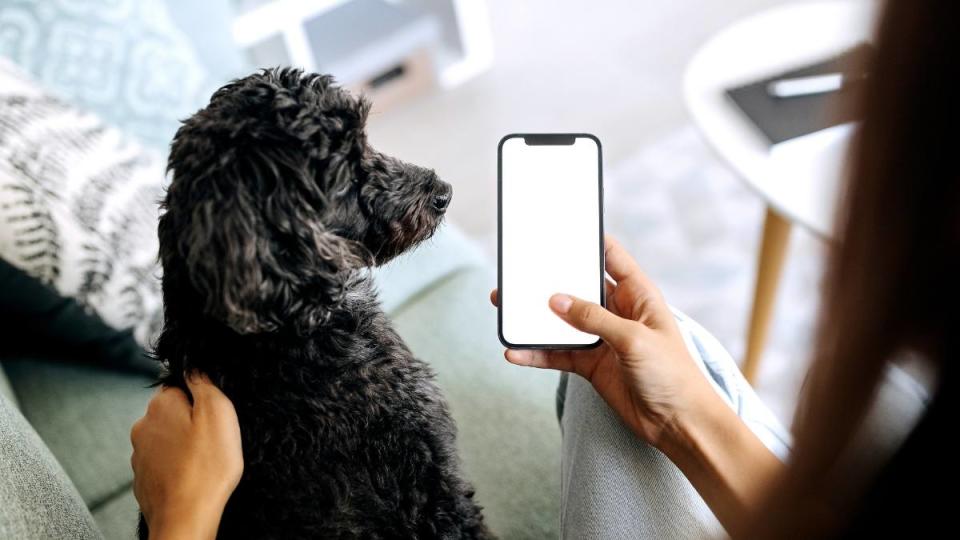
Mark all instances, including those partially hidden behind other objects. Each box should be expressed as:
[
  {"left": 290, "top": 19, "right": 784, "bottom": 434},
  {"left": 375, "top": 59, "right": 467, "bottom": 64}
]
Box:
[
  {"left": 433, "top": 193, "right": 451, "bottom": 211},
  {"left": 432, "top": 183, "right": 452, "bottom": 211}
]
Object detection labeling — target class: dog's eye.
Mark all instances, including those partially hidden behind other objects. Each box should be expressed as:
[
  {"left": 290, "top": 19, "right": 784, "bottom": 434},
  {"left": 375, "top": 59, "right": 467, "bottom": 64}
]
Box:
[{"left": 334, "top": 182, "right": 353, "bottom": 197}]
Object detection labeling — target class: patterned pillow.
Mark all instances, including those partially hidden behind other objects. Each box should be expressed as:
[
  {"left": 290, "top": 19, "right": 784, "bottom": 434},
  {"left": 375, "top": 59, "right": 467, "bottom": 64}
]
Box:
[
  {"left": 0, "top": 0, "right": 232, "bottom": 149},
  {"left": 0, "top": 57, "right": 164, "bottom": 347}
]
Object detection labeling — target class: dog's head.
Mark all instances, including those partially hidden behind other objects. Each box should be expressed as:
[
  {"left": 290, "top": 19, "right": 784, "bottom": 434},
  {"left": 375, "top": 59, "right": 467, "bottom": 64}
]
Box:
[{"left": 159, "top": 68, "right": 451, "bottom": 335}]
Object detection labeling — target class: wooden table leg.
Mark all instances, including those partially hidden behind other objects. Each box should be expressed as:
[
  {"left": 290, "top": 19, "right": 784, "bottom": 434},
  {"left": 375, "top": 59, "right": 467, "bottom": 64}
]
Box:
[{"left": 742, "top": 207, "right": 792, "bottom": 384}]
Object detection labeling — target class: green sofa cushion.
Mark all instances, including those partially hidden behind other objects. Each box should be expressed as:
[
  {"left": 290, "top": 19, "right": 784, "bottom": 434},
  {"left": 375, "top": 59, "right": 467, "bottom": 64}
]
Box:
[
  {"left": 0, "top": 370, "right": 15, "bottom": 408},
  {"left": 390, "top": 267, "right": 562, "bottom": 539},
  {"left": 0, "top": 392, "right": 101, "bottom": 539},
  {"left": 91, "top": 489, "right": 139, "bottom": 540},
  {"left": 372, "top": 223, "right": 486, "bottom": 314},
  {"left": 2, "top": 360, "right": 153, "bottom": 513}
]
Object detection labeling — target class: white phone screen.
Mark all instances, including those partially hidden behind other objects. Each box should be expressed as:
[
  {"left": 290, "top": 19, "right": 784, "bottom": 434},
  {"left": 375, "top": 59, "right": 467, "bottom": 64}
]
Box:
[{"left": 499, "top": 134, "right": 603, "bottom": 347}]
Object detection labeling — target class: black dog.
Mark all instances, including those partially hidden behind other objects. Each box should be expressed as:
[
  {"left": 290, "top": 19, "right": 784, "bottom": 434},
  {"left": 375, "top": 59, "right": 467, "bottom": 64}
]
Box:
[{"left": 145, "top": 68, "right": 491, "bottom": 539}]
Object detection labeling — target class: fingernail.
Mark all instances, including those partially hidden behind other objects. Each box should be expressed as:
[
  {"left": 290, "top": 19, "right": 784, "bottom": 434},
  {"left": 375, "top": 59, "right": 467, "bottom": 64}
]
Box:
[{"left": 549, "top": 294, "right": 574, "bottom": 314}]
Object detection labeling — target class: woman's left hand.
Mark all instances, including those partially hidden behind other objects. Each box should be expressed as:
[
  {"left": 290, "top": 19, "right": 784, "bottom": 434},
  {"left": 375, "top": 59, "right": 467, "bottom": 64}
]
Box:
[{"left": 130, "top": 373, "right": 243, "bottom": 540}]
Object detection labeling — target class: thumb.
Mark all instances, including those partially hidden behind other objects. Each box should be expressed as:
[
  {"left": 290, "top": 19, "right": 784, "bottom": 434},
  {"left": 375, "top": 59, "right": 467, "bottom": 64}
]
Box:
[
  {"left": 549, "top": 294, "right": 638, "bottom": 351},
  {"left": 185, "top": 371, "right": 237, "bottom": 423},
  {"left": 184, "top": 371, "right": 216, "bottom": 412}
]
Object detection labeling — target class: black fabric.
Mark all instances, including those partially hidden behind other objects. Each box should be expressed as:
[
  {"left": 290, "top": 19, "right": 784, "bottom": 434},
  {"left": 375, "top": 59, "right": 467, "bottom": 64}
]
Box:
[
  {"left": 0, "top": 257, "right": 156, "bottom": 375},
  {"left": 839, "top": 360, "right": 952, "bottom": 537}
]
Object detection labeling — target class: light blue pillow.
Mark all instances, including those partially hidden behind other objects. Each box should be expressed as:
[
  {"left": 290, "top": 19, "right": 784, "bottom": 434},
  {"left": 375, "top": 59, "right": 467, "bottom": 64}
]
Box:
[
  {"left": 0, "top": 0, "right": 244, "bottom": 149},
  {"left": 161, "top": 0, "right": 246, "bottom": 81}
]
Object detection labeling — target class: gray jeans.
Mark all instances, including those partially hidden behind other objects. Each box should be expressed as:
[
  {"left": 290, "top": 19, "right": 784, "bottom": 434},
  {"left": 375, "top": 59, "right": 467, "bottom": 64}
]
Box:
[{"left": 556, "top": 310, "right": 791, "bottom": 539}]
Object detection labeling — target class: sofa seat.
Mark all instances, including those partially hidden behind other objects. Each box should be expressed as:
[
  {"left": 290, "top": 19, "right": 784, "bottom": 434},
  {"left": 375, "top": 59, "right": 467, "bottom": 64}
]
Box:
[{"left": 391, "top": 267, "right": 562, "bottom": 539}]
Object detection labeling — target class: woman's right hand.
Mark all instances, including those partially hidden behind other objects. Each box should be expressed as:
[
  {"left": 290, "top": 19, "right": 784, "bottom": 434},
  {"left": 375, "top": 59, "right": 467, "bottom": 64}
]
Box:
[
  {"left": 491, "top": 236, "right": 718, "bottom": 449},
  {"left": 494, "top": 236, "right": 784, "bottom": 536}
]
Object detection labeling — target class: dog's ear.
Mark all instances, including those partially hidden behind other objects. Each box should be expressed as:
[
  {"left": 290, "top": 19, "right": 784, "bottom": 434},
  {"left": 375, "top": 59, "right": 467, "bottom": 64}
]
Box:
[{"left": 160, "top": 156, "right": 369, "bottom": 335}]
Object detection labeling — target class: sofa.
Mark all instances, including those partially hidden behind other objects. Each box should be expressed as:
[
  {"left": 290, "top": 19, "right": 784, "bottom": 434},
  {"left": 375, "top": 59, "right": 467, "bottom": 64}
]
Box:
[{"left": 0, "top": 223, "right": 564, "bottom": 539}]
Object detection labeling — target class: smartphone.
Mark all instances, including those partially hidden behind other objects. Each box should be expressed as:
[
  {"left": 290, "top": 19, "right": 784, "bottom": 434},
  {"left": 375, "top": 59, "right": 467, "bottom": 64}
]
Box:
[{"left": 498, "top": 133, "right": 604, "bottom": 349}]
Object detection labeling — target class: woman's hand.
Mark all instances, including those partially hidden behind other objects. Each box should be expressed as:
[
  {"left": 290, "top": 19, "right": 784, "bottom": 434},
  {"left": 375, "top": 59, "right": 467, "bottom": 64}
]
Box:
[
  {"left": 131, "top": 373, "right": 243, "bottom": 540},
  {"left": 491, "top": 236, "right": 718, "bottom": 449},
  {"left": 493, "top": 236, "right": 784, "bottom": 536}
]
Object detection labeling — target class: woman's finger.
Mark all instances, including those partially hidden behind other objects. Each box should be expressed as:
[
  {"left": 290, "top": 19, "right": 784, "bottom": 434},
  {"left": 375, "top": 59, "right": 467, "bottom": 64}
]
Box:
[
  {"left": 185, "top": 372, "right": 240, "bottom": 435},
  {"left": 505, "top": 348, "right": 577, "bottom": 373},
  {"left": 549, "top": 293, "right": 641, "bottom": 352},
  {"left": 604, "top": 277, "right": 616, "bottom": 305},
  {"left": 495, "top": 284, "right": 616, "bottom": 310},
  {"left": 184, "top": 371, "right": 209, "bottom": 405},
  {"left": 184, "top": 372, "right": 225, "bottom": 415},
  {"left": 603, "top": 236, "right": 641, "bottom": 282},
  {"left": 604, "top": 236, "right": 661, "bottom": 299},
  {"left": 147, "top": 386, "right": 191, "bottom": 423},
  {"left": 130, "top": 417, "right": 146, "bottom": 448}
]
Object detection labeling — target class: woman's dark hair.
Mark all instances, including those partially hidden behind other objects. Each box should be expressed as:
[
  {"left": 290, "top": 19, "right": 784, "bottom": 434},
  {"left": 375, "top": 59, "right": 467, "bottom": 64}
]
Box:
[{"left": 751, "top": 1, "right": 959, "bottom": 536}]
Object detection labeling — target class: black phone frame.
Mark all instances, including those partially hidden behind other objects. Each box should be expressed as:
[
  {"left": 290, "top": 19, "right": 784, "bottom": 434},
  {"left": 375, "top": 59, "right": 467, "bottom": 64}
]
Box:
[{"left": 497, "top": 133, "right": 605, "bottom": 350}]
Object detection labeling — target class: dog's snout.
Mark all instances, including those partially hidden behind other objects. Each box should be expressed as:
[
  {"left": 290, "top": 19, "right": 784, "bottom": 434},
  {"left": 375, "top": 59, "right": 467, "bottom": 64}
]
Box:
[
  {"left": 432, "top": 182, "right": 452, "bottom": 211},
  {"left": 433, "top": 193, "right": 451, "bottom": 211}
]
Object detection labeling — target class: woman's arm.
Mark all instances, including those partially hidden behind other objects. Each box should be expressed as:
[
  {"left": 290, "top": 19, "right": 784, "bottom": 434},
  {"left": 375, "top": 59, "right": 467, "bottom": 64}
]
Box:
[
  {"left": 658, "top": 379, "right": 784, "bottom": 538},
  {"left": 493, "top": 236, "right": 782, "bottom": 537},
  {"left": 130, "top": 373, "right": 243, "bottom": 540}
]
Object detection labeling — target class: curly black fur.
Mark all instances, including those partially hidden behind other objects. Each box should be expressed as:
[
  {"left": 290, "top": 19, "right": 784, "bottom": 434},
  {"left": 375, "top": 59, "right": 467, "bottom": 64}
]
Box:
[{"left": 144, "top": 68, "right": 490, "bottom": 539}]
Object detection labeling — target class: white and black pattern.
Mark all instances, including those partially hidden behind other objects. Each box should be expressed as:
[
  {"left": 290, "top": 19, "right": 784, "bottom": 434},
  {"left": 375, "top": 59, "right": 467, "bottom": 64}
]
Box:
[{"left": 0, "top": 58, "right": 164, "bottom": 346}]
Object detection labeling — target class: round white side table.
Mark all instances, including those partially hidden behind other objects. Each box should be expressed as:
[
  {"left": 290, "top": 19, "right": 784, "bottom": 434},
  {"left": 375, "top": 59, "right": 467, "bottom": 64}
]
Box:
[{"left": 684, "top": 0, "right": 875, "bottom": 382}]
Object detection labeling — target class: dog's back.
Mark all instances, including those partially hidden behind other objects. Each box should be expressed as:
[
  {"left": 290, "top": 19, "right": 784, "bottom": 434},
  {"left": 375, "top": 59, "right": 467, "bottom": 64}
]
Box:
[{"left": 149, "top": 281, "right": 488, "bottom": 539}]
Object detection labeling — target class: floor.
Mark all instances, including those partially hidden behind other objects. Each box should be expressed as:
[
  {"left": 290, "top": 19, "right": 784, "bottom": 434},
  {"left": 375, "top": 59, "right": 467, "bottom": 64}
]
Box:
[{"left": 367, "top": 0, "right": 822, "bottom": 426}]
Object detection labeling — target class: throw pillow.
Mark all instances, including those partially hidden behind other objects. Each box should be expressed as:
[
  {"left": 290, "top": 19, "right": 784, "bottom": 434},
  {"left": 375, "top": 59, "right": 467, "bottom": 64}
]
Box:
[
  {"left": 0, "top": 0, "right": 241, "bottom": 149},
  {"left": 0, "top": 57, "right": 164, "bottom": 347}
]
